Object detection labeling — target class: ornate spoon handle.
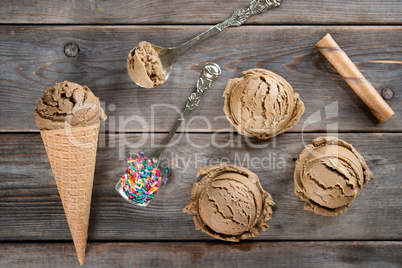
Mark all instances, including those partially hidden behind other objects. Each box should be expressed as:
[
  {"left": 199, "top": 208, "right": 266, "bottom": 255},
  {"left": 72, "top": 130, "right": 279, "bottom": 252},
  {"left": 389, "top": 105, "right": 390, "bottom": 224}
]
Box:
[
  {"left": 153, "top": 62, "right": 222, "bottom": 162},
  {"left": 176, "top": 0, "right": 282, "bottom": 54}
]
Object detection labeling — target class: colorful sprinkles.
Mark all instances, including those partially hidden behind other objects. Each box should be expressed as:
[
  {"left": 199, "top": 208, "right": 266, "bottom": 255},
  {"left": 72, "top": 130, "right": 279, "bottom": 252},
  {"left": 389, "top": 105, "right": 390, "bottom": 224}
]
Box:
[{"left": 119, "top": 153, "right": 162, "bottom": 205}]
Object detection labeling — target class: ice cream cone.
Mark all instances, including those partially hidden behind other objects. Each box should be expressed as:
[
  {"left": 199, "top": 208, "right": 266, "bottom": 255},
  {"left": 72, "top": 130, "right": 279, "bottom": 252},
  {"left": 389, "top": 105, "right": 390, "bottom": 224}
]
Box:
[
  {"left": 40, "top": 123, "right": 100, "bottom": 265},
  {"left": 34, "top": 81, "right": 107, "bottom": 265}
]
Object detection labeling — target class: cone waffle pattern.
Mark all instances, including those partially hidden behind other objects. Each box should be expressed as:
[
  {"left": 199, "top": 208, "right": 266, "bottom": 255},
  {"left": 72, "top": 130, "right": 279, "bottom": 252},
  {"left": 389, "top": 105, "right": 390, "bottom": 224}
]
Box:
[{"left": 40, "top": 124, "right": 100, "bottom": 265}]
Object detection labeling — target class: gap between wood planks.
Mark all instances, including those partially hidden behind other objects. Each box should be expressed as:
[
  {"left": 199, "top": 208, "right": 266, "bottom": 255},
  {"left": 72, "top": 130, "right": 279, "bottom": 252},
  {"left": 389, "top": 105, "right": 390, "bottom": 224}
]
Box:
[
  {"left": 0, "top": 239, "right": 401, "bottom": 243},
  {"left": 1, "top": 131, "right": 401, "bottom": 135},
  {"left": 1, "top": 23, "right": 402, "bottom": 26}
]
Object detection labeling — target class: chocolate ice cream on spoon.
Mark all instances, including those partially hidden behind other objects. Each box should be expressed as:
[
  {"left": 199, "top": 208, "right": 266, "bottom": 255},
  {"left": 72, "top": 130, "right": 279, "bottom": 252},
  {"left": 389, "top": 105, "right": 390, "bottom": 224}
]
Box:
[{"left": 127, "top": 0, "right": 282, "bottom": 88}]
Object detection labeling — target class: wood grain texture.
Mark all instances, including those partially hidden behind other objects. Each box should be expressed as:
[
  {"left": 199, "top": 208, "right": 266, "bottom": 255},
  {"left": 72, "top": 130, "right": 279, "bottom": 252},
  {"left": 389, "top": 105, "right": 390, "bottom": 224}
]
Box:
[
  {"left": 0, "top": 26, "right": 400, "bottom": 132},
  {"left": 1, "top": 1, "right": 400, "bottom": 266},
  {"left": 1, "top": 0, "right": 402, "bottom": 25},
  {"left": 1, "top": 133, "right": 401, "bottom": 241},
  {"left": 0, "top": 242, "right": 400, "bottom": 268}
]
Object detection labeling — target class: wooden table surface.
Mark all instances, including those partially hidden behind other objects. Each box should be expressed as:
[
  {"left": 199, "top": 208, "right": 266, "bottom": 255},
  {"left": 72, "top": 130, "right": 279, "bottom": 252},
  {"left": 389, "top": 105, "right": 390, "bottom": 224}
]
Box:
[{"left": 0, "top": 1, "right": 401, "bottom": 267}]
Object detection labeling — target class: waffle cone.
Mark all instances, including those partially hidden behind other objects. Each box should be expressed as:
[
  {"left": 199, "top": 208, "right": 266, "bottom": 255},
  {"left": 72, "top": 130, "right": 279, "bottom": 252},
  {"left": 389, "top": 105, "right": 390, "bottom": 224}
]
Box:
[{"left": 40, "top": 123, "right": 100, "bottom": 265}]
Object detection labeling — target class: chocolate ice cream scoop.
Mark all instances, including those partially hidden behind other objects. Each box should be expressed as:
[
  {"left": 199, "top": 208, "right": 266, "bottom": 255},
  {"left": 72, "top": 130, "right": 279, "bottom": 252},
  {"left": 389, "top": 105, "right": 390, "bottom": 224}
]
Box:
[
  {"left": 184, "top": 163, "right": 274, "bottom": 241},
  {"left": 34, "top": 81, "right": 107, "bottom": 130},
  {"left": 223, "top": 68, "right": 304, "bottom": 139},
  {"left": 294, "top": 136, "right": 372, "bottom": 216},
  {"left": 127, "top": 41, "right": 165, "bottom": 88},
  {"left": 126, "top": 1, "right": 282, "bottom": 88}
]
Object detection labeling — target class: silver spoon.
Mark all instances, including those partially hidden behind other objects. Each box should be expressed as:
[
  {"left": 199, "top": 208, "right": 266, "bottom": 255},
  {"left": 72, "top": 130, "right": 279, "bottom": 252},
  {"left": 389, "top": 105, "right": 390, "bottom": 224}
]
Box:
[
  {"left": 116, "top": 62, "right": 222, "bottom": 206},
  {"left": 127, "top": 0, "right": 282, "bottom": 88}
]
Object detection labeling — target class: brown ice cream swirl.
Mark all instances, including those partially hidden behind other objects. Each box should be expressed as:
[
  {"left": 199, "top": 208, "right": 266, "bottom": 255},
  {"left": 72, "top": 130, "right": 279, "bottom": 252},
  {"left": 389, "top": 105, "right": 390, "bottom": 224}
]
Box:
[
  {"left": 127, "top": 41, "right": 165, "bottom": 88},
  {"left": 34, "top": 81, "right": 107, "bottom": 130},
  {"left": 223, "top": 68, "right": 304, "bottom": 139},
  {"left": 184, "top": 163, "right": 274, "bottom": 241},
  {"left": 294, "top": 136, "right": 372, "bottom": 216}
]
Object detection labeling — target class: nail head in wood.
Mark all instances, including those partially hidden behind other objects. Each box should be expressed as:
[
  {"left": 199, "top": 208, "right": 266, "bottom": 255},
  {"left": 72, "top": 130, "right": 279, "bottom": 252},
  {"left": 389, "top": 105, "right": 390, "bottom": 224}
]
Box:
[
  {"left": 381, "top": 87, "right": 394, "bottom": 100},
  {"left": 64, "top": 42, "right": 79, "bottom": 57}
]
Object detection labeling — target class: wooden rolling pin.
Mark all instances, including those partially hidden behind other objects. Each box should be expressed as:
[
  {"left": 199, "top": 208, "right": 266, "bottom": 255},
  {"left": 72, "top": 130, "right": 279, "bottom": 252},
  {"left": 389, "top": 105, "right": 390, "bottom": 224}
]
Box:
[{"left": 316, "top": 33, "right": 394, "bottom": 123}]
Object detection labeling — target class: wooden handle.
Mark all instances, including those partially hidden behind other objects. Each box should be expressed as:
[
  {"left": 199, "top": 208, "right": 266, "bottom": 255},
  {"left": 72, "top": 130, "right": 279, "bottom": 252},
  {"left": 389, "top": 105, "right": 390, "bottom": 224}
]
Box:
[{"left": 316, "top": 33, "right": 394, "bottom": 123}]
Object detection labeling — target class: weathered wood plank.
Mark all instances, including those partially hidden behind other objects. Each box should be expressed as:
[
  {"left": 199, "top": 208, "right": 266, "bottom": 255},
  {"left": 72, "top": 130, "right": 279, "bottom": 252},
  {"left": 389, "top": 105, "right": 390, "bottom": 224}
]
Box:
[
  {"left": 0, "top": 133, "right": 401, "bottom": 241},
  {"left": 1, "top": 0, "right": 402, "bottom": 25},
  {"left": 0, "top": 26, "right": 400, "bottom": 132},
  {"left": 0, "top": 242, "right": 400, "bottom": 268}
]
